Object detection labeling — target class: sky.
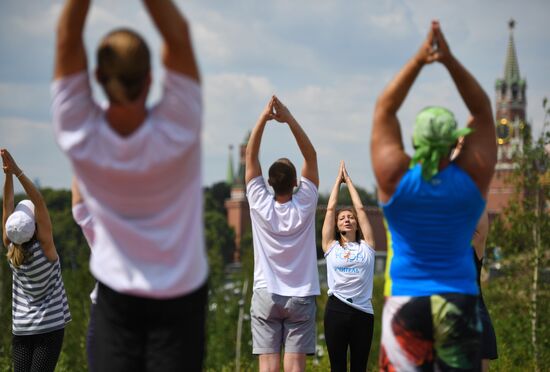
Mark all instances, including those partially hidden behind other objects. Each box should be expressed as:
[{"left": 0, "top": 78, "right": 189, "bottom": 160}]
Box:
[{"left": 0, "top": 0, "right": 549, "bottom": 194}]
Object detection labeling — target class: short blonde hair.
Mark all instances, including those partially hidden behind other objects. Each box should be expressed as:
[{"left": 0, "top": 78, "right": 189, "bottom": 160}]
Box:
[{"left": 96, "top": 28, "right": 150, "bottom": 104}]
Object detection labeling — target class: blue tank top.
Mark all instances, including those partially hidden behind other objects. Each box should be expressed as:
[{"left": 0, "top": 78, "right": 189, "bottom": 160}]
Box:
[{"left": 382, "top": 163, "right": 484, "bottom": 296}]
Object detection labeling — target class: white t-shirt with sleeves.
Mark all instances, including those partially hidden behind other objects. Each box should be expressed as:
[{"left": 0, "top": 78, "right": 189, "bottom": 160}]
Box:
[
  {"left": 325, "top": 240, "right": 375, "bottom": 314},
  {"left": 52, "top": 70, "right": 207, "bottom": 299},
  {"left": 246, "top": 176, "right": 320, "bottom": 297}
]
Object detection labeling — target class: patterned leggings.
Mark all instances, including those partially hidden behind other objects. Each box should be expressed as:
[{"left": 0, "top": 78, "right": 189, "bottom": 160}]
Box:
[
  {"left": 12, "top": 328, "right": 65, "bottom": 372},
  {"left": 379, "top": 294, "right": 481, "bottom": 371}
]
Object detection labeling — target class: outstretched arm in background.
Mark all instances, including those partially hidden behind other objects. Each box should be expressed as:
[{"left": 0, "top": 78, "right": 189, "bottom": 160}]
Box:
[
  {"left": 2, "top": 152, "right": 15, "bottom": 248},
  {"left": 245, "top": 97, "right": 275, "bottom": 184},
  {"left": 54, "top": 0, "right": 90, "bottom": 80},
  {"left": 342, "top": 162, "right": 375, "bottom": 248},
  {"left": 371, "top": 22, "right": 440, "bottom": 203},
  {"left": 71, "top": 177, "right": 95, "bottom": 247},
  {"left": 272, "top": 96, "right": 319, "bottom": 187},
  {"left": 434, "top": 22, "right": 497, "bottom": 197},
  {"left": 472, "top": 209, "right": 489, "bottom": 260},
  {"left": 1, "top": 149, "right": 57, "bottom": 261},
  {"left": 321, "top": 162, "right": 344, "bottom": 252},
  {"left": 143, "top": 0, "right": 200, "bottom": 82}
]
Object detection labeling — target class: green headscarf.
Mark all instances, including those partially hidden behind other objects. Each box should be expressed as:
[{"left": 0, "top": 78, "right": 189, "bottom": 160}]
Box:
[{"left": 410, "top": 106, "right": 472, "bottom": 180}]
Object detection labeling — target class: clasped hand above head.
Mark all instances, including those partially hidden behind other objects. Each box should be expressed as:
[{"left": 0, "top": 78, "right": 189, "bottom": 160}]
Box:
[
  {"left": 415, "top": 20, "right": 453, "bottom": 66},
  {"left": 1, "top": 149, "right": 22, "bottom": 176},
  {"left": 260, "top": 95, "right": 294, "bottom": 124}
]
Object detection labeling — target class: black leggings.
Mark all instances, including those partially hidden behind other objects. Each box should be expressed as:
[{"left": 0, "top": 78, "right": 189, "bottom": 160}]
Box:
[
  {"left": 324, "top": 296, "right": 374, "bottom": 372},
  {"left": 12, "top": 328, "right": 65, "bottom": 372}
]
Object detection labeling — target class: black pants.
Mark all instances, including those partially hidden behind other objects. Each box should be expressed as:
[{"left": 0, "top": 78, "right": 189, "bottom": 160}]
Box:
[
  {"left": 86, "top": 302, "right": 97, "bottom": 372},
  {"left": 93, "top": 282, "right": 208, "bottom": 372},
  {"left": 12, "top": 328, "right": 65, "bottom": 372},
  {"left": 324, "top": 296, "right": 374, "bottom": 372}
]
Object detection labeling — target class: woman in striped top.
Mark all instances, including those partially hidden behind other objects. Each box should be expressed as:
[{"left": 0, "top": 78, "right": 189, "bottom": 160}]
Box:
[{"left": 2, "top": 149, "right": 71, "bottom": 372}]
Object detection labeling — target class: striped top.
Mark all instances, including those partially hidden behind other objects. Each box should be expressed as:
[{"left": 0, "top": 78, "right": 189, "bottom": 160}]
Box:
[{"left": 10, "top": 242, "right": 71, "bottom": 336}]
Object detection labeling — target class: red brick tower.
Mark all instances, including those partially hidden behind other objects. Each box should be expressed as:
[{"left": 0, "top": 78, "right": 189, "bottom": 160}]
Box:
[
  {"left": 224, "top": 133, "right": 251, "bottom": 262},
  {"left": 488, "top": 19, "right": 529, "bottom": 212}
]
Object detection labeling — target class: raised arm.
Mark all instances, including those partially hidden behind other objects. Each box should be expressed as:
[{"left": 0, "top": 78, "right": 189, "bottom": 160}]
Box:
[
  {"left": 472, "top": 209, "right": 489, "bottom": 260},
  {"left": 54, "top": 0, "right": 90, "bottom": 80},
  {"left": 321, "top": 162, "right": 344, "bottom": 252},
  {"left": 2, "top": 151, "right": 15, "bottom": 248},
  {"left": 245, "top": 97, "right": 275, "bottom": 184},
  {"left": 143, "top": 0, "right": 200, "bottom": 82},
  {"left": 342, "top": 163, "right": 375, "bottom": 248},
  {"left": 434, "top": 23, "right": 497, "bottom": 197},
  {"left": 1, "top": 150, "right": 57, "bottom": 261},
  {"left": 272, "top": 96, "right": 319, "bottom": 187},
  {"left": 371, "top": 23, "right": 438, "bottom": 203}
]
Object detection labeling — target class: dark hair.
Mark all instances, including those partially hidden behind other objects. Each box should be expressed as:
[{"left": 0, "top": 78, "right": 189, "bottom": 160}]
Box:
[
  {"left": 334, "top": 208, "right": 362, "bottom": 245},
  {"left": 268, "top": 158, "right": 297, "bottom": 196},
  {"left": 96, "top": 28, "right": 151, "bottom": 104}
]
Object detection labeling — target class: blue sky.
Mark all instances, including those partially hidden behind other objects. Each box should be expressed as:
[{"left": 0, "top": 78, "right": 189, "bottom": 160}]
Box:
[{"left": 1, "top": 0, "right": 548, "bottom": 194}]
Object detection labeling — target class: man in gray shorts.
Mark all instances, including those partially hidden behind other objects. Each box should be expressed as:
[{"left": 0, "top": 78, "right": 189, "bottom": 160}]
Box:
[{"left": 245, "top": 96, "right": 320, "bottom": 372}]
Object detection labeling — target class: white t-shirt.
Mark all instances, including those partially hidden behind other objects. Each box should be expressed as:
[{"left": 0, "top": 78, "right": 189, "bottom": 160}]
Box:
[
  {"left": 325, "top": 240, "right": 375, "bottom": 314},
  {"left": 52, "top": 70, "right": 207, "bottom": 299},
  {"left": 246, "top": 176, "right": 320, "bottom": 296},
  {"left": 72, "top": 203, "right": 98, "bottom": 304}
]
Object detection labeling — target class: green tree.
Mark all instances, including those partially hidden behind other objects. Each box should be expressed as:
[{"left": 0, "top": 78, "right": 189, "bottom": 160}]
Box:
[{"left": 488, "top": 98, "right": 550, "bottom": 371}]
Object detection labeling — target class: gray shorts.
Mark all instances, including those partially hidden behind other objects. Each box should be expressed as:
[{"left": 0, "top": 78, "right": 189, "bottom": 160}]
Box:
[{"left": 250, "top": 288, "right": 316, "bottom": 355}]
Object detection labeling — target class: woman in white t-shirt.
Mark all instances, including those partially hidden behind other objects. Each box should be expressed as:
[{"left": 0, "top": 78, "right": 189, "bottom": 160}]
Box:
[{"left": 321, "top": 161, "right": 376, "bottom": 372}]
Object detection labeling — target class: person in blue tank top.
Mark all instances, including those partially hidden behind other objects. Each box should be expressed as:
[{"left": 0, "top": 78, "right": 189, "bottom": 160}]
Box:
[{"left": 371, "top": 21, "right": 497, "bottom": 371}]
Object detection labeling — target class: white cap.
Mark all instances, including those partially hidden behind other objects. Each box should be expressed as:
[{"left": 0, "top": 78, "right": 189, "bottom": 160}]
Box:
[{"left": 5, "top": 200, "right": 36, "bottom": 244}]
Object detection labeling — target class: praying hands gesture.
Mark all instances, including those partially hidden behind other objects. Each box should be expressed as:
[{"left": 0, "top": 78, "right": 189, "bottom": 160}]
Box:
[
  {"left": 1, "top": 149, "right": 23, "bottom": 177},
  {"left": 414, "top": 20, "right": 453, "bottom": 66}
]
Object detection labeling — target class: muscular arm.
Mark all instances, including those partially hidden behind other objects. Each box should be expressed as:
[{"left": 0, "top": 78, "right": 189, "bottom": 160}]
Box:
[
  {"left": 54, "top": 0, "right": 90, "bottom": 80},
  {"left": 321, "top": 164, "right": 343, "bottom": 252},
  {"left": 343, "top": 164, "right": 375, "bottom": 248},
  {"left": 245, "top": 98, "right": 274, "bottom": 184},
  {"left": 143, "top": 0, "right": 200, "bottom": 82},
  {"left": 441, "top": 37, "right": 496, "bottom": 196},
  {"left": 371, "top": 26, "right": 437, "bottom": 203},
  {"left": 273, "top": 97, "right": 319, "bottom": 187}
]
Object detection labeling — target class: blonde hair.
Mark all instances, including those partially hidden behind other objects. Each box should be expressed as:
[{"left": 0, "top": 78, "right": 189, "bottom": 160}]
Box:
[
  {"left": 7, "top": 242, "right": 29, "bottom": 268},
  {"left": 96, "top": 28, "right": 151, "bottom": 104}
]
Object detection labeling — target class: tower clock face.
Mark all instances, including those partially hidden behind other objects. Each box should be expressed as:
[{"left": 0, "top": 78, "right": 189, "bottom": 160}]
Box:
[{"left": 496, "top": 119, "right": 511, "bottom": 145}]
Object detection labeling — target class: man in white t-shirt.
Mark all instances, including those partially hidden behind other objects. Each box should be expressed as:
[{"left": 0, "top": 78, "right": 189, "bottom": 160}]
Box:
[
  {"left": 52, "top": 1, "right": 207, "bottom": 371},
  {"left": 245, "top": 96, "right": 320, "bottom": 372}
]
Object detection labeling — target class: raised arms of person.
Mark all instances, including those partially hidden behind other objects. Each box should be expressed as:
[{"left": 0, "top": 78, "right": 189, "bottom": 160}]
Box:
[
  {"left": 71, "top": 176, "right": 83, "bottom": 208},
  {"left": 472, "top": 209, "right": 489, "bottom": 260},
  {"left": 2, "top": 150, "right": 14, "bottom": 248},
  {"left": 272, "top": 96, "right": 319, "bottom": 187},
  {"left": 434, "top": 22, "right": 497, "bottom": 197},
  {"left": 371, "top": 22, "right": 439, "bottom": 203},
  {"left": 321, "top": 162, "right": 344, "bottom": 252},
  {"left": 54, "top": 0, "right": 90, "bottom": 80},
  {"left": 143, "top": 0, "right": 200, "bottom": 83},
  {"left": 1, "top": 150, "right": 57, "bottom": 261},
  {"left": 245, "top": 97, "right": 275, "bottom": 184},
  {"left": 342, "top": 163, "right": 375, "bottom": 248}
]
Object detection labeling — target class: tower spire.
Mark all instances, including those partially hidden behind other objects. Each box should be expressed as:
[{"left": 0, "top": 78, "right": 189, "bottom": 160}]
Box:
[{"left": 503, "top": 18, "right": 520, "bottom": 83}]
